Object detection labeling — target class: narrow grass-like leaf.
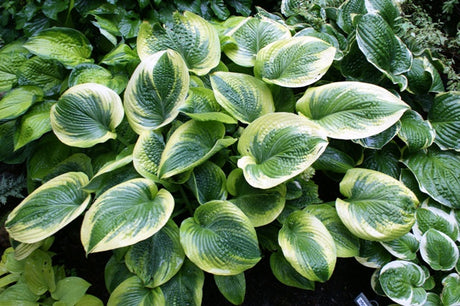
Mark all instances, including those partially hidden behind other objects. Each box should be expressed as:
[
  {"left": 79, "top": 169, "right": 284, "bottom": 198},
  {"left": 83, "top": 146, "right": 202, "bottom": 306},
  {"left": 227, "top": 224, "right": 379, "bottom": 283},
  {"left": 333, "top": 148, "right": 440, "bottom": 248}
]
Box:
[{"left": 428, "top": 92, "right": 460, "bottom": 151}]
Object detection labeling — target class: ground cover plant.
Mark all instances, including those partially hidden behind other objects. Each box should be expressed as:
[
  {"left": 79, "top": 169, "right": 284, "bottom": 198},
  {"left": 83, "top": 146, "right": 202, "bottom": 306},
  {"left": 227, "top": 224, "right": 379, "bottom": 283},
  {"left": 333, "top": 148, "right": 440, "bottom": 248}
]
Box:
[{"left": 1, "top": 0, "right": 460, "bottom": 305}]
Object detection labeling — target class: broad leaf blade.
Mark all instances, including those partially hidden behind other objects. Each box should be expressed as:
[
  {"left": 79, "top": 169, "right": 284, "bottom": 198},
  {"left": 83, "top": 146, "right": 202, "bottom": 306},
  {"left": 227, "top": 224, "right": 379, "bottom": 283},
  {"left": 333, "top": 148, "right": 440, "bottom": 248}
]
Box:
[
  {"left": 270, "top": 251, "right": 315, "bottom": 290},
  {"left": 214, "top": 273, "right": 246, "bottom": 305},
  {"left": 420, "top": 229, "right": 459, "bottom": 271},
  {"left": 0, "top": 86, "right": 44, "bottom": 121},
  {"left": 107, "top": 276, "right": 165, "bottom": 306},
  {"left": 398, "top": 110, "right": 435, "bottom": 151},
  {"left": 428, "top": 92, "right": 460, "bottom": 151},
  {"left": 17, "top": 56, "right": 65, "bottom": 96},
  {"left": 187, "top": 161, "right": 227, "bottom": 205},
  {"left": 133, "top": 130, "right": 165, "bottom": 182},
  {"left": 0, "top": 42, "right": 29, "bottom": 92}
]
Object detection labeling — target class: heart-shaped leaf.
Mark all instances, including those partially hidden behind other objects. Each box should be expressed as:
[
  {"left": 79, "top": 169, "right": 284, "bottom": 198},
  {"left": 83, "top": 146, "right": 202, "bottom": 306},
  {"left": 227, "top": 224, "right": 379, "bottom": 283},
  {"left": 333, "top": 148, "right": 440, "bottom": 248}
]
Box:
[
  {"left": 364, "top": 0, "right": 400, "bottom": 27},
  {"left": 133, "top": 130, "right": 165, "bottom": 182},
  {"left": 107, "top": 276, "right": 165, "bottom": 306},
  {"left": 279, "top": 210, "right": 337, "bottom": 282},
  {"left": 254, "top": 36, "right": 336, "bottom": 88},
  {"left": 50, "top": 83, "right": 124, "bottom": 148},
  {"left": 81, "top": 178, "right": 174, "bottom": 254},
  {"left": 237, "top": 112, "right": 328, "bottom": 189},
  {"left": 398, "top": 110, "right": 435, "bottom": 151},
  {"left": 336, "top": 168, "right": 418, "bottom": 241},
  {"left": 51, "top": 277, "right": 91, "bottom": 306},
  {"left": 380, "top": 233, "right": 420, "bottom": 261},
  {"left": 179, "top": 200, "right": 261, "bottom": 275},
  {"left": 352, "top": 121, "right": 401, "bottom": 149},
  {"left": 69, "top": 63, "right": 127, "bottom": 94},
  {"left": 187, "top": 161, "right": 227, "bottom": 205},
  {"left": 312, "top": 146, "right": 356, "bottom": 174},
  {"left": 0, "top": 42, "right": 29, "bottom": 92},
  {"left": 361, "top": 142, "right": 402, "bottom": 179},
  {"left": 124, "top": 50, "right": 189, "bottom": 134},
  {"left": 441, "top": 273, "right": 460, "bottom": 306},
  {"left": 18, "top": 56, "right": 65, "bottom": 96},
  {"left": 270, "top": 251, "right": 315, "bottom": 290},
  {"left": 337, "top": 0, "right": 367, "bottom": 34},
  {"left": 5, "top": 172, "right": 90, "bottom": 243},
  {"left": 428, "top": 92, "right": 460, "bottom": 151},
  {"left": 356, "top": 240, "right": 392, "bottom": 268},
  {"left": 406, "top": 57, "right": 444, "bottom": 94},
  {"left": 420, "top": 229, "right": 459, "bottom": 271},
  {"left": 414, "top": 206, "right": 459, "bottom": 241},
  {"left": 214, "top": 273, "right": 246, "bottom": 305},
  {"left": 0, "top": 86, "right": 44, "bottom": 121}
]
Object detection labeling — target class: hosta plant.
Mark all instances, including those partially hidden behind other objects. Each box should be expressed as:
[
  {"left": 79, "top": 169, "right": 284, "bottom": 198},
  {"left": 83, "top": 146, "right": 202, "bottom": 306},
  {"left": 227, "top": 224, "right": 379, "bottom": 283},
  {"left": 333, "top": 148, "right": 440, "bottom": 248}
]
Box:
[{"left": 1, "top": 0, "right": 460, "bottom": 305}]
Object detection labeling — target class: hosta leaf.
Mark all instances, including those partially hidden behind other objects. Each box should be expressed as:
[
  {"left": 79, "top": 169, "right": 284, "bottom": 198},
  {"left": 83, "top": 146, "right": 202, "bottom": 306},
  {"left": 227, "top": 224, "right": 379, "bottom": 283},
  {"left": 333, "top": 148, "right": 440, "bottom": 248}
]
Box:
[
  {"left": 5, "top": 172, "right": 90, "bottom": 243},
  {"left": 355, "top": 240, "right": 392, "bottom": 268},
  {"left": 0, "top": 42, "right": 29, "bottom": 92},
  {"left": 23, "top": 249, "right": 55, "bottom": 295},
  {"left": 214, "top": 273, "right": 246, "bottom": 305},
  {"left": 51, "top": 277, "right": 91, "bottom": 305},
  {"left": 352, "top": 121, "right": 401, "bottom": 149},
  {"left": 158, "top": 120, "right": 236, "bottom": 179},
  {"left": 227, "top": 168, "right": 286, "bottom": 227},
  {"left": 222, "top": 16, "right": 291, "bottom": 67},
  {"left": 296, "top": 81, "right": 409, "bottom": 139},
  {"left": 270, "top": 251, "right": 315, "bottom": 290},
  {"left": 237, "top": 112, "right": 328, "bottom": 189},
  {"left": 441, "top": 273, "right": 460, "bottom": 306},
  {"left": 187, "top": 161, "right": 227, "bottom": 204},
  {"left": 133, "top": 130, "right": 164, "bottom": 182},
  {"left": 124, "top": 50, "right": 189, "bottom": 134},
  {"left": 101, "top": 44, "right": 140, "bottom": 67},
  {"left": 420, "top": 229, "right": 459, "bottom": 271},
  {"left": 107, "top": 276, "right": 165, "bottom": 306},
  {"left": 42, "top": 152, "right": 93, "bottom": 182},
  {"left": 336, "top": 168, "right": 418, "bottom": 241},
  {"left": 0, "top": 86, "right": 44, "bottom": 121},
  {"left": 398, "top": 110, "right": 435, "bottom": 151},
  {"left": 81, "top": 178, "right": 174, "bottom": 254},
  {"left": 137, "top": 11, "right": 220, "bottom": 75},
  {"left": 356, "top": 14, "right": 412, "bottom": 90},
  {"left": 125, "top": 220, "right": 185, "bottom": 288},
  {"left": 254, "top": 36, "right": 336, "bottom": 88},
  {"left": 279, "top": 210, "right": 337, "bottom": 282},
  {"left": 379, "top": 261, "right": 427, "bottom": 306},
  {"left": 24, "top": 27, "right": 93, "bottom": 69},
  {"left": 415, "top": 206, "right": 459, "bottom": 241},
  {"left": 75, "top": 295, "right": 104, "bottom": 306},
  {"left": 304, "top": 204, "right": 360, "bottom": 258},
  {"left": 104, "top": 255, "right": 134, "bottom": 294},
  {"left": 17, "top": 57, "right": 65, "bottom": 96},
  {"left": 294, "top": 27, "right": 344, "bottom": 61},
  {"left": 50, "top": 83, "right": 124, "bottom": 148},
  {"left": 0, "top": 282, "right": 39, "bottom": 304},
  {"left": 14, "top": 101, "right": 54, "bottom": 151},
  {"left": 428, "top": 92, "right": 460, "bottom": 151},
  {"left": 380, "top": 233, "right": 419, "bottom": 261},
  {"left": 337, "top": 0, "right": 367, "bottom": 34},
  {"left": 406, "top": 57, "right": 444, "bottom": 94},
  {"left": 361, "top": 142, "right": 402, "bottom": 179},
  {"left": 179, "top": 200, "right": 261, "bottom": 275},
  {"left": 402, "top": 147, "right": 460, "bottom": 208},
  {"left": 210, "top": 71, "right": 275, "bottom": 123},
  {"left": 160, "top": 259, "right": 204, "bottom": 306},
  {"left": 312, "top": 146, "right": 355, "bottom": 174},
  {"left": 69, "top": 64, "right": 127, "bottom": 94},
  {"left": 364, "top": 0, "right": 400, "bottom": 27}
]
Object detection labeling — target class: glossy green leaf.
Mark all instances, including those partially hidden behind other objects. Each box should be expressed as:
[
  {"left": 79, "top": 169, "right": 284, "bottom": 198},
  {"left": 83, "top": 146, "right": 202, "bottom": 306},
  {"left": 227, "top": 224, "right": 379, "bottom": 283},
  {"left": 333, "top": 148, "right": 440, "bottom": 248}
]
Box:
[
  {"left": 5, "top": 172, "right": 90, "bottom": 243},
  {"left": 180, "top": 200, "right": 261, "bottom": 275},
  {"left": 304, "top": 204, "right": 360, "bottom": 258},
  {"left": 415, "top": 206, "right": 459, "bottom": 241},
  {"left": 356, "top": 14, "right": 412, "bottom": 90},
  {"left": 133, "top": 130, "right": 164, "bottom": 182},
  {"left": 312, "top": 146, "right": 355, "bottom": 174},
  {"left": 222, "top": 16, "right": 291, "bottom": 67},
  {"left": 107, "top": 276, "right": 165, "bottom": 306},
  {"left": 137, "top": 11, "right": 220, "bottom": 75},
  {"left": 24, "top": 27, "right": 93, "bottom": 69},
  {"left": 270, "top": 251, "right": 315, "bottom": 290},
  {"left": 101, "top": 44, "right": 140, "bottom": 67},
  {"left": 50, "top": 83, "right": 124, "bottom": 148},
  {"left": 237, "top": 112, "right": 328, "bottom": 189},
  {"left": 294, "top": 27, "right": 344, "bottom": 61},
  {"left": 210, "top": 71, "right": 275, "bottom": 123},
  {"left": 420, "top": 229, "right": 459, "bottom": 271},
  {"left": 214, "top": 273, "right": 246, "bottom": 305},
  {"left": 364, "top": 0, "right": 400, "bottom": 27},
  {"left": 23, "top": 249, "right": 55, "bottom": 295},
  {"left": 336, "top": 168, "right": 418, "bottom": 241},
  {"left": 296, "top": 81, "right": 409, "bottom": 139},
  {"left": 406, "top": 57, "right": 444, "bottom": 94},
  {"left": 0, "top": 42, "right": 29, "bottom": 92},
  {"left": 104, "top": 255, "right": 134, "bottom": 294},
  {"left": 125, "top": 220, "right": 185, "bottom": 288},
  {"left": 17, "top": 56, "right": 65, "bottom": 96},
  {"left": 402, "top": 147, "right": 460, "bottom": 208},
  {"left": 51, "top": 277, "right": 91, "bottom": 305},
  {"left": 352, "top": 121, "right": 401, "bottom": 149},
  {"left": 279, "top": 210, "right": 336, "bottom": 282},
  {"left": 160, "top": 259, "right": 204, "bottom": 306},
  {"left": 158, "top": 120, "right": 236, "bottom": 179},
  {"left": 428, "top": 92, "right": 460, "bottom": 151},
  {"left": 441, "top": 273, "right": 460, "bottom": 306},
  {"left": 187, "top": 161, "right": 227, "bottom": 205},
  {"left": 81, "top": 178, "right": 174, "bottom": 254},
  {"left": 398, "top": 110, "right": 435, "bottom": 151},
  {"left": 69, "top": 63, "right": 127, "bottom": 94},
  {"left": 337, "top": 0, "right": 367, "bottom": 34},
  {"left": 75, "top": 294, "right": 104, "bottom": 306},
  {"left": 42, "top": 153, "right": 93, "bottom": 182},
  {"left": 380, "top": 233, "right": 419, "bottom": 261},
  {"left": 0, "top": 282, "right": 39, "bottom": 304},
  {"left": 0, "top": 86, "right": 44, "bottom": 121},
  {"left": 13, "top": 101, "right": 54, "bottom": 151},
  {"left": 355, "top": 240, "right": 392, "bottom": 268},
  {"left": 361, "top": 142, "right": 402, "bottom": 179},
  {"left": 379, "top": 261, "right": 427, "bottom": 306},
  {"left": 123, "top": 50, "right": 189, "bottom": 134},
  {"left": 254, "top": 36, "right": 336, "bottom": 88}
]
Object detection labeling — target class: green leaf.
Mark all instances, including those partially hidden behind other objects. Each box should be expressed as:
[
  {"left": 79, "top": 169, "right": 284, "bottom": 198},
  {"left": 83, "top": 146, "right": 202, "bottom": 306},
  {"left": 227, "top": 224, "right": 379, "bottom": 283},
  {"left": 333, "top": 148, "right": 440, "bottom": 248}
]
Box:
[
  {"left": 336, "top": 168, "right": 418, "bottom": 241},
  {"left": 380, "top": 233, "right": 419, "bottom": 261},
  {"left": 415, "top": 206, "right": 459, "bottom": 241},
  {"left": 364, "top": 0, "right": 400, "bottom": 27},
  {"left": 75, "top": 295, "right": 104, "bottom": 306},
  {"left": 51, "top": 83, "right": 124, "bottom": 148},
  {"left": 0, "top": 42, "right": 29, "bottom": 92},
  {"left": 294, "top": 28, "right": 344, "bottom": 61},
  {"left": 210, "top": 71, "right": 275, "bottom": 123},
  {"left": 160, "top": 259, "right": 204, "bottom": 306},
  {"left": 441, "top": 273, "right": 460, "bottom": 306},
  {"left": 214, "top": 273, "right": 246, "bottom": 305},
  {"left": 125, "top": 220, "right": 185, "bottom": 288},
  {"left": 81, "top": 178, "right": 174, "bottom": 254},
  {"left": 42, "top": 0, "right": 69, "bottom": 20},
  {"left": 104, "top": 255, "right": 134, "bottom": 294},
  {"left": 24, "top": 27, "right": 93, "bottom": 69},
  {"left": 0, "top": 282, "right": 39, "bottom": 304},
  {"left": 352, "top": 121, "right": 401, "bottom": 149},
  {"left": 107, "top": 276, "right": 165, "bottom": 306},
  {"left": 361, "top": 142, "right": 402, "bottom": 179},
  {"left": 296, "top": 81, "right": 409, "bottom": 139},
  {"left": 237, "top": 112, "right": 328, "bottom": 189},
  {"left": 5, "top": 172, "right": 90, "bottom": 243},
  {"left": 0, "top": 86, "right": 44, "bottom": 121},
  {"left": 158, "top": 120, "right": 236, "bottom": 179},
  {"left": 124, "top": 50, "right": 189, "bottom": 134},
  {"left": 312, "top": 146, "right": 356, "bottom": 174},
  {"left": 406, "top": 57, "right": 444, "bottom": 95},
  {"left": 223, "top": 16, "right": 291, "bottom": 67},
  {"left": 337, "top": 0, "right": 367, "bottom": 34},
  {"left": 133, "top": 130, "right": 164, "bottom": 182},
  {"left": 17, "top": 57, "right": 65, "bottom": 96},
  {"left": 402, "top": 147, "right": 460, "bottom": 208},
  {"left": 137, "top": 11, "right": 220, "bottom": 75},
  {"left": 356, "top": 14, "right": 412, "bottom": 90},
  {"left": 23, "top": 249, "right": 55, "bottom": 295},
  {"left": 428, "top": 92, "right": 460, "bottom": 151},
  {"left": 100, "top": 44, "right": 140, "bottom": 67},
  {"left": 179, "top": 200, "right": 261, "bottom": 275},
  {"left": 279, "top": 210, "right": 337, "bottom": 282},
  {"left": 355, "top": 240, "right": 392, "bottom": 268},
  {"left": 270, "top": 251, "right": 315, "bottom": 290},
  {"left": 13, "top": 101, "right": 54, "bottom": 151},
  {"left": 187, "top": 161, "right": 227, "bottom": 205},
  {"left": 254, "top": 36, "right": 335, "bottom": 88},
  {"left": 69, "top": 63, "right": 127, "bottom": 94},
  {"left": 51, "top": 277, "right": 91, "bottom": 305},
  {"left": 420, "top": 229, "right": 459, "bottom": 271},
  {"left": 379, "top": 261, "right": 427, "bottom": 305},
  {"left": 398, "top": 110, "right": 435, "bottom": 151}
]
